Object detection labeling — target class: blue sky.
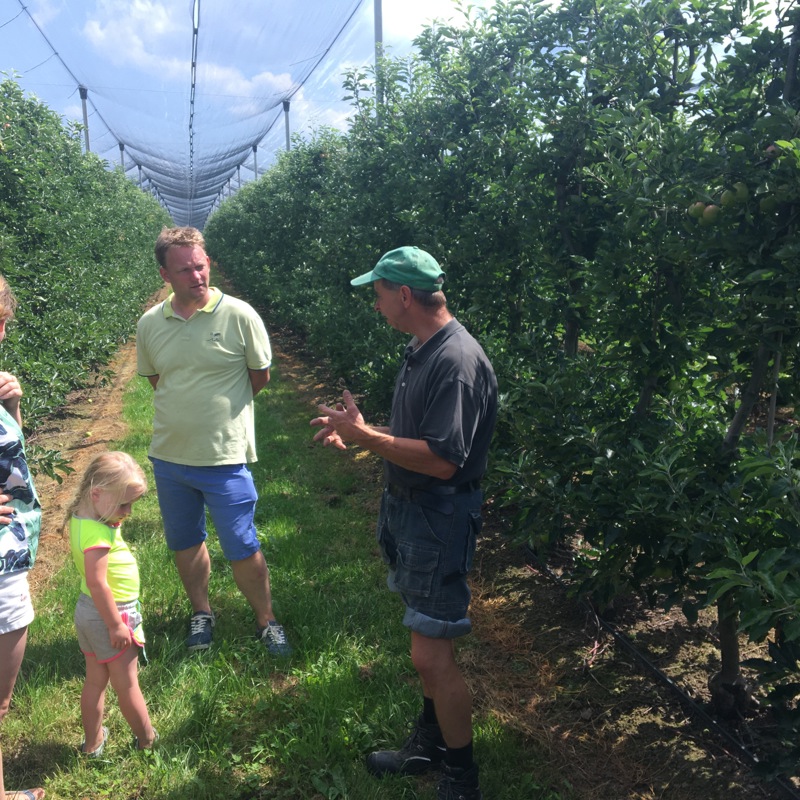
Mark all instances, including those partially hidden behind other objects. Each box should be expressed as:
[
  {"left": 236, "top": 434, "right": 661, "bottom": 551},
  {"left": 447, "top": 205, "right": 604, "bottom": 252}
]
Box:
[{"left": 0, "top": 0, "right": 491, "bottom": 225}]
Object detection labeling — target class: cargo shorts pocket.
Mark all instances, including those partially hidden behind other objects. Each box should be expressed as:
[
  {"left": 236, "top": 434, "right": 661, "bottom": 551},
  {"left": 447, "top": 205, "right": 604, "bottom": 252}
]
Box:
[
  {"left": 394, "top": 539, "right": 440, "bottom": 598},
  {"left": 463, "top": 510, "right": 482, "bottom": 573}
]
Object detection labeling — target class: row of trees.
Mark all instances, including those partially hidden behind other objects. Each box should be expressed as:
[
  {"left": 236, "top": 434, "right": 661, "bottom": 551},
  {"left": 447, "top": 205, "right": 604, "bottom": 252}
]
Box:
[
  {"left": 0, "top": 77, "right": 170, "bottom": 473},
  {"left": 204, "top": 0, "right": 800, "bottom": 773}
]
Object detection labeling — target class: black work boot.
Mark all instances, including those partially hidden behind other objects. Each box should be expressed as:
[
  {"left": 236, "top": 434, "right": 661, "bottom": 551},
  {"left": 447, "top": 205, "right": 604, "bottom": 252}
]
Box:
[
  {"left": 366, "top": 715, "right": 446, "bottom": 776},
  {"left": 437, "top": 763, "right": 482, "bottom": 800}
]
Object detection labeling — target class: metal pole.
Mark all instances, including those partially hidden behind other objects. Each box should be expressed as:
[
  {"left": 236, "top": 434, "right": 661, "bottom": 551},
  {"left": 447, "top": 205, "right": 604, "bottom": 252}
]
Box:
[
  {"left": 119, "top": 142, "right": 125, "bottom": 171},
  {"left": 283, "top": 100, "right": 291, "bottom": 151},
  {"left": 138, "top": 165, "right": 143, "bottom": 186},
  {"left": 237, "top": 164, "right": 241, "bottom": 189},
  {"left": 79, "top": 86, "right": 90, "bottom": 152},
  {"left": 374, "top": 0, "right": 383, "bottom": 108},
  {"left": 253, "top": 144, "right": 258, "bottom": 180}
]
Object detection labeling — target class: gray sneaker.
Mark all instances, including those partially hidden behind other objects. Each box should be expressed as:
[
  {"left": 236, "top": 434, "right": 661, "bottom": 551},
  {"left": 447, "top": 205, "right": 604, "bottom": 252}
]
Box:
[
  {"left": 186, "top": 611, "right": 215, "bottom": 651},
  {"left": 258, "top": 621, "right": 292, "bottom": 656},
  {"left": 366, "top": 716, "right": 446, "bottom": 776}
]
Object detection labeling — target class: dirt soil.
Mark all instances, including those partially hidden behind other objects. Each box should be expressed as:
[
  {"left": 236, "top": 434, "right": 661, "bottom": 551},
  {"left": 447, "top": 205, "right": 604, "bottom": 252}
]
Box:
[
  {"left": 26, "top": 297, "right": 798, "bottom": 800},
  {"left": 26, "top": 333, "right": 145, "bottom": 598}
]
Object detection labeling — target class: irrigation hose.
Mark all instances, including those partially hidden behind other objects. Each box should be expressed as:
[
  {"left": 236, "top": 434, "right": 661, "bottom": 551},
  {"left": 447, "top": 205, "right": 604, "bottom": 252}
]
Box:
[{"left": 522, "top": 545, "right": 800, "bottom": 800}]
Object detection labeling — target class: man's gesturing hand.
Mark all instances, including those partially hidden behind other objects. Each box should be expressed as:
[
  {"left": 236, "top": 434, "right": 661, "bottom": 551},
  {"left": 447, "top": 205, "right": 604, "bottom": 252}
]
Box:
[{"left": 310, "top": 390, "right": 366, "bottom": 450}]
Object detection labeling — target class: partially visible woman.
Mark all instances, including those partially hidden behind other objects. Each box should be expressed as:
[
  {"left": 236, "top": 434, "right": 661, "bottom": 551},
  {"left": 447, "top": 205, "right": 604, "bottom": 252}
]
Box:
[{"left": 0, "top": 275, "right": 44, "bottom": 800}]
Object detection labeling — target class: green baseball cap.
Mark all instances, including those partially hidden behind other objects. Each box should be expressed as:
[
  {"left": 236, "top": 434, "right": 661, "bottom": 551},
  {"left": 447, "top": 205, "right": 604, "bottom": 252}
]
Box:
[{"left": 351, "top": 246, "right": 445, "bottom": 292}]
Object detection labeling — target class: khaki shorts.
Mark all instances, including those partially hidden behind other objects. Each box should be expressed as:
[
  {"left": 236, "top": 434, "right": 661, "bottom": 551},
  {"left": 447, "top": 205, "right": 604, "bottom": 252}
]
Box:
[
  {"left": 74, "top": 593, "right": 144, "bottom": 663},
  {"left": 0, "top": 570, "right": 34, "bottom": 635}
]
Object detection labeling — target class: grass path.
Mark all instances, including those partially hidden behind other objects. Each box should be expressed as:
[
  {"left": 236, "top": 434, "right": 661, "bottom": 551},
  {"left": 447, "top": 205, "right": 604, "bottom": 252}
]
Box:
[{"left": 4, "top": 343, "right": 553, "bottom": 800}]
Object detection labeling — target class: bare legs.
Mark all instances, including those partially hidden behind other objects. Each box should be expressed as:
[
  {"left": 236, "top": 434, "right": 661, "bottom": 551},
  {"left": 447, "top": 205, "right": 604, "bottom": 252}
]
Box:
[
  {"left": 174, "top": 543, "right": 276, "bottom": 629},
  {"left": 174, "top": 543, "right": 211, "bottom": 615},
  {"left": 0, "top": 627, "right": 43, "bottom": 800},
  {"left": 81, "top": 647, "right": 155, "bottom": 751},
  {"left": 410, "top": 632, "right": 472, "bottom": 749},
  {"left": 231, "top": 552, "right": 274, "bottom": 628}
]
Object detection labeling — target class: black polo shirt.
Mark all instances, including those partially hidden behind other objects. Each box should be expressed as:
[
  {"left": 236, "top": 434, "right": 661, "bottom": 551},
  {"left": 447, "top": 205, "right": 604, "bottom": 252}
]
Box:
[{"left": 385, "top": 318, "right": 497, "bottom": 490}]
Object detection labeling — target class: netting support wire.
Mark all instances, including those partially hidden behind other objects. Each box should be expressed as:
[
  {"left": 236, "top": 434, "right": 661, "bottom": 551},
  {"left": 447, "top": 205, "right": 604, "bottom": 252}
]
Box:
[
  {"left": 253, "top": 145, "right": 258, "bottom": 180},
  {"left": 283, "top": 100, "right": 291, "bottom": 151},
  {"left": 16, "top": 2, "right": 133, "bottom": 171},
  {"left": 187, "top": 0, "right": 201, "bottom": 226},
  {"left": 78, "top": 86, "right": 90, "bottom": 152},
  {"left": 374, "top": 0, "right": 383, "bottom": 108}
]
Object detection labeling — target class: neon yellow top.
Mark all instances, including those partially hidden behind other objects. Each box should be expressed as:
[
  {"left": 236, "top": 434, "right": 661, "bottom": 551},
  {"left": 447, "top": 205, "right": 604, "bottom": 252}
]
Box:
[{"left": 70, "top": 516, "right": 139, "bottom": 602}]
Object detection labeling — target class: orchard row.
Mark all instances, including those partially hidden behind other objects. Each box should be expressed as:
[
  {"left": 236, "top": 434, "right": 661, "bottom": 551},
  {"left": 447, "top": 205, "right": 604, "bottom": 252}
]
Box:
[{"left": 205, "top": 0, "right": 800, "bottom": 775}]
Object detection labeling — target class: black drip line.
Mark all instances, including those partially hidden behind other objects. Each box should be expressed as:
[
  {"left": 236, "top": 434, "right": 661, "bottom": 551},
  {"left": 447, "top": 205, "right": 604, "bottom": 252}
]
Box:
[{"left": 523, "top": 545, "right": 800, "bottom": 800}]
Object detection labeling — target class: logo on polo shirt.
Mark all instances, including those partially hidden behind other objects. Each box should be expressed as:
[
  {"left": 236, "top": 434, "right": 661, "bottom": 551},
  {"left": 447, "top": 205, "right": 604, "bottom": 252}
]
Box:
[{"left": 209, "top": 332, "right": 221, "bottom": 343}]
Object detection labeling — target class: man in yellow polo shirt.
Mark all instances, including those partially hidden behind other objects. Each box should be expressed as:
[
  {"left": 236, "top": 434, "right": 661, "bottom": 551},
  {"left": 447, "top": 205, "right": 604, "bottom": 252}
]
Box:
[{"left": 136, "top": 226, "right": 290, "bottom": 656}]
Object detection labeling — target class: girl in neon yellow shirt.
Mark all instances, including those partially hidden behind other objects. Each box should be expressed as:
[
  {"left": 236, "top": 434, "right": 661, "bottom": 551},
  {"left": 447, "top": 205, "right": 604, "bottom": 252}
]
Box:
[{"left": 67, "top": 451, "right": 157, "bottom": 756}]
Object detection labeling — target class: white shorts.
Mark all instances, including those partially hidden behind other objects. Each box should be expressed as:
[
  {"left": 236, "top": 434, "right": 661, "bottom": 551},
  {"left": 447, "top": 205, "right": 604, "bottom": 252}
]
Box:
[{"left": 0, "top": 570, "right": 34, "bottom": 635}]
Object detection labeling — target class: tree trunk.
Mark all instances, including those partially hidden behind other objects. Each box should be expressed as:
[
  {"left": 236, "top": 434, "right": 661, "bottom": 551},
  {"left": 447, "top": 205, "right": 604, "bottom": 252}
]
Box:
[
  {"left": 708, "top": 593, "right": 753, "bottom": 717},
  {"left": 720, "top": 340, "right": 772, "bottom": 456}
]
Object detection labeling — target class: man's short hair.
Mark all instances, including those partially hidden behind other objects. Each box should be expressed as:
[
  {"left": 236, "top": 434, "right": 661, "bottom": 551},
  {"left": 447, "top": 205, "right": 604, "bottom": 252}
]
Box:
[
  {"left": 154, "top": 226, "right": 206, "bottom": 268},
  {"left": 381, "top": 278, "right": 447, "bottom": 309}
]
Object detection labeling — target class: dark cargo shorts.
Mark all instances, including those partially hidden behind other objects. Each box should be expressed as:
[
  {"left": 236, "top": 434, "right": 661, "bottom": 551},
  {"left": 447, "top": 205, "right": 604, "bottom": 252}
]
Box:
[{"left": 376, "top": 485, "right": 483, "bottom": 639}]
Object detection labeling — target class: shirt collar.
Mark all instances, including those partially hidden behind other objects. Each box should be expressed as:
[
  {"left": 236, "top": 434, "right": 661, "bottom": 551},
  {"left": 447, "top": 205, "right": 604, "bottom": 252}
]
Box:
[
  {"left": 162, "top": 287, "right": 223, "bottom": 319},
  {"left": 404, "top": 318, "right": 461, "bottom": 364}
]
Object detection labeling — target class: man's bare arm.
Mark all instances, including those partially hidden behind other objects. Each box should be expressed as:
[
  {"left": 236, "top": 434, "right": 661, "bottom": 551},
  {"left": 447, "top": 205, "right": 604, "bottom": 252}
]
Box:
[
  {"left": 311, "top": 391, "right": 456, "bottom": 480},
  {"left": 249, "top": 368, "right": 270, "bottom": 396}
]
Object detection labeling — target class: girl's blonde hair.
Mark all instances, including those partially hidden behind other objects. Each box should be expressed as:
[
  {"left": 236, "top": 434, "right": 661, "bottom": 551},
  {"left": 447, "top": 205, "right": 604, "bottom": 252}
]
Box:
[
  {"left": 64, "top": 451, "right": 147, "bottom": 527},
  {"left": 0, "top": 274, "right": 18, "bottom": 321}
]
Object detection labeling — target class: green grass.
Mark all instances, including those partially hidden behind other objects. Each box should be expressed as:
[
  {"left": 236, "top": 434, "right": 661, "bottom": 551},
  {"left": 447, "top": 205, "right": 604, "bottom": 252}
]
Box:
[{"left": 4, "top": 360, "right": 565, "bottom": 799}]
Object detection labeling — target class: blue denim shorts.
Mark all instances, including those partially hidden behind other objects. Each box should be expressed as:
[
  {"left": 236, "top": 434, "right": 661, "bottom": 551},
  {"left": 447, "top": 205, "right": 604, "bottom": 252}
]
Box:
[
  {"left": 376, "top": 487, "right": 482, "bottom": 639},
  {"left": 150, "top": 458, "right": 261, "bottom": 562}
]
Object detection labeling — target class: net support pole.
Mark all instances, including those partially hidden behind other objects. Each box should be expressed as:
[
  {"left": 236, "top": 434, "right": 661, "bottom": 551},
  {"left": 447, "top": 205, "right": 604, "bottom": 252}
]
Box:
[
  {"left": 253, "top": 145, "right": 258, "bottom": 180},
  {"left": 283, "top": 100, "right": 291, "bottom": 151},
  {"left": 138, "top": 165, "right": 143, "bottom": 186},
  {"left": 374, "top": 0, "right": 383, "bottom": 108},
  {"left": 237, "top": 164, "right": 241, "bottom": 189},
  {"left": 78, "top": 86, "right": 90, "bottom": 152},
  {"left": 119, "top": 142, "right": 125, "bottom": 171}
]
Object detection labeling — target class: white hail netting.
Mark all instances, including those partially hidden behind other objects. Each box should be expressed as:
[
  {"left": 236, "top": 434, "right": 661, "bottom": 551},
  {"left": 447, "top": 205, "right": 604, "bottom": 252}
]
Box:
[{"left": 0, "top": 0, "right": 374, "bottom": 228}]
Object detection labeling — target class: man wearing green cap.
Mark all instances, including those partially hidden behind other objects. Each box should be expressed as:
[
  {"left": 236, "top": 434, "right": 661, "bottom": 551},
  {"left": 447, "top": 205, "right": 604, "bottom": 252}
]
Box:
[{"left": 311, "top": 246, "right": 497, "bottom": 800}]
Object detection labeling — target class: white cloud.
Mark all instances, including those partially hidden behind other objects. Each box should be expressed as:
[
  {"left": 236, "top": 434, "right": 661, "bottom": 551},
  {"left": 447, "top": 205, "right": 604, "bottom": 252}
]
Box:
[
  {"left": 81, "top": 0, "right": 184, "bottom": 77},
  {"left": 383, "top": 0, "right": 482, "bottom": 48},
  {"left": 199, "top": 63, "right": 293, "bottom": 100},
  {"left": 28, "top": 0, "right": 63, "bottom": 27}
]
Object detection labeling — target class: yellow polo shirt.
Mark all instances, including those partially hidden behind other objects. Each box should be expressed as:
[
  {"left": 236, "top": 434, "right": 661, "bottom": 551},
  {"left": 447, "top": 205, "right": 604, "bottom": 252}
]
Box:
[{"left": 136, "top": 288, "right": 272, "bottom": 465}]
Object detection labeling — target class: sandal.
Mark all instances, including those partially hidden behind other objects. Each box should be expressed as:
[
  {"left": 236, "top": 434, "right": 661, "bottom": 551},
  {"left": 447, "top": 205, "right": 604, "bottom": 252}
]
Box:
[
  {"left": 80, "top": 725, "right": 109, "bottom": 758},
  {"left": 133, "top": 727, "right": 159, "bottom": 750}
]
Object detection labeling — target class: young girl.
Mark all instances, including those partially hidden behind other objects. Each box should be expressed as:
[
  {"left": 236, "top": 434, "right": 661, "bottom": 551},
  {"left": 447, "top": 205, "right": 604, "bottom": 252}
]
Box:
[{"left": 66, "top": 451, "right": 157, "bottom": 756}]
